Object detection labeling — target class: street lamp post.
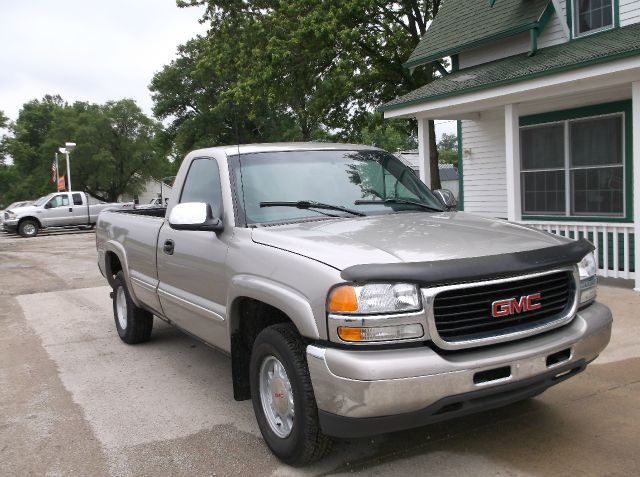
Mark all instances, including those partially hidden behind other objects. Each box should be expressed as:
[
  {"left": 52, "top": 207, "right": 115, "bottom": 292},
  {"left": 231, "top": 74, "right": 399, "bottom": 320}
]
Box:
[{"left": 58, "top": 142, "right": 76, "bottom": 191}]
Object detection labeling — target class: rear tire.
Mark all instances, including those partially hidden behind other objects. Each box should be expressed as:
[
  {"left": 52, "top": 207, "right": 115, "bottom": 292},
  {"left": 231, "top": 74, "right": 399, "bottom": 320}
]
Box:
[
  {"left": 18, "top": 220, "right": 39, "bottom": 238},
  {"left": 250, "top": 323, "right": 332, "bottom": 466},
  {"left": 112, "top": 271, "right": 153, "bottom": 344}
]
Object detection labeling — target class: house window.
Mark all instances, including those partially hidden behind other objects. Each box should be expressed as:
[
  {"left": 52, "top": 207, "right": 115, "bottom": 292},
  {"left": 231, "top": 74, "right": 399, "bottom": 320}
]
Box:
[
  {"left": 520, "top": 113, "right": 624, "bottom": 217},
  {"left": 573, "top": 0, "right": 614, "bottom": 37}
]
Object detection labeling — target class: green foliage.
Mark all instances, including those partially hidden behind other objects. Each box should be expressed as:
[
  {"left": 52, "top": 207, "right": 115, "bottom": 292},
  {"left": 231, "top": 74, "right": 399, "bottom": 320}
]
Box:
[
  {"left": 352, "top": 113, "right": 417, "bottom": 152},
  {"left": 0, "top": 97, "right": 170, "bottom": 205},
  {"left": 154, "top": 1, "right": 443, "bottom": 159},
  {"left": 438, "top": 132, "right": 457, "bottom": 151},
  {"left": 437, "top": 132, "right": 458, "bottom": 167}
]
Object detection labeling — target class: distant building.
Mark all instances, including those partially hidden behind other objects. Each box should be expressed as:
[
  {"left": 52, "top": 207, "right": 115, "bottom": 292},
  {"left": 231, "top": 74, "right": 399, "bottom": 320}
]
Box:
[{"left": 119, "top": 177, "right": 173, "bottom": 205}]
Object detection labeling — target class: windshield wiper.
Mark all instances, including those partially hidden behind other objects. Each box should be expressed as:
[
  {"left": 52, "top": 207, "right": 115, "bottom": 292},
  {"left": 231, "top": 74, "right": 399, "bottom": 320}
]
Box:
[
  {"left": 354, "top": 198, "right": 443, "bottom": 212},
  {"left": 260, "top": 201, "right": 366, "bottom": 217}
]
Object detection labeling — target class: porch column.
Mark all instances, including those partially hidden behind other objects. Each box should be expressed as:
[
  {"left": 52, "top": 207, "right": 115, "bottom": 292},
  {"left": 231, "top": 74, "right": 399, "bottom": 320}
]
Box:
[
  {"left": 505, "top": 104, "right": 522, "bottom": 221},
  {"left": 632, "top": 82, "right": 640, "bottom": 291},
  {"left": 417, "top": 117, "right": 432, "bottom": 187}
]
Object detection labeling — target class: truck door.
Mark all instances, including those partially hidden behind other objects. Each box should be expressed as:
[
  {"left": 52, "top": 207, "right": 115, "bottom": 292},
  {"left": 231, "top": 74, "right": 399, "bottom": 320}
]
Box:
[
  {"left": 42, "top": 193, "right": 72, "bottom": 226},
  {"left": 156, "top": 157, "right": 229, "bottom": 351},
  {"left": 70, "top": 193, "right": 88, "bottom": 225}
]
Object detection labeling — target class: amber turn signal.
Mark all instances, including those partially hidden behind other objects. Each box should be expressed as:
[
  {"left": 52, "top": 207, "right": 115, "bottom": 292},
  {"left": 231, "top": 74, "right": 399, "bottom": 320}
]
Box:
[
  {"left": 327, "top": 285, "right": 358, "bottom": 313},
  {"left": 337, "top": 327, "right": 363, "bottom": 342}
]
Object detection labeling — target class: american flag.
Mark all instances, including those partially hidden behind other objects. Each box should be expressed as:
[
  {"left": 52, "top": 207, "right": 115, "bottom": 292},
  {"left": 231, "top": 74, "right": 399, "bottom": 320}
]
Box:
[{"left": 51, "top": 158, "right": 57, "bottom": 183}]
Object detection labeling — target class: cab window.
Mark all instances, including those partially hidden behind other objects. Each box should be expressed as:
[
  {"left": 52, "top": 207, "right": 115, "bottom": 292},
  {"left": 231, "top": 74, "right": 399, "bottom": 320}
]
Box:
[
  {"left": 48, "top": 195, "right": 70, "bottom": 208},
  {"left": 179, "top": 158, "right": 224, "bottom": 219},
  {"left": 72, "top": 193, "right": 83, "bottom": 206}
]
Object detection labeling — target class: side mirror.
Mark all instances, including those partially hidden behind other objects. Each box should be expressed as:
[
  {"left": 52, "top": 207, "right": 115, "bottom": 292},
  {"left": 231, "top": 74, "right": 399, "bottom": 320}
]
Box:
[
  {"left": 433, "top": 189, "right": 458, "bottom": 211},
  {"left": 44, "top": 202, "right": 52, "bottom": 209},
  {"left": 168, "top": 202, "right": 224, "bottom": 232}
]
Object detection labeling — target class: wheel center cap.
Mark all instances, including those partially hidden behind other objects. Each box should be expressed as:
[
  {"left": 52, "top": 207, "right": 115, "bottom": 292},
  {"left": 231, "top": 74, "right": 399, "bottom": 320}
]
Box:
[{"left": 272, "top": 378, "right": 288, "bottom": 415}]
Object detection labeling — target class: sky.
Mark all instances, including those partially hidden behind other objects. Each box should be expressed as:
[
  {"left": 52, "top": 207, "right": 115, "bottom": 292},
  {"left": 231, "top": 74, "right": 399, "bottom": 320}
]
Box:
[
  {"left": 0, "top": 0, "right": 207, "bottom": 122},
  {"left": 0, "top": 0, "right": 455, "bottom": 140}
]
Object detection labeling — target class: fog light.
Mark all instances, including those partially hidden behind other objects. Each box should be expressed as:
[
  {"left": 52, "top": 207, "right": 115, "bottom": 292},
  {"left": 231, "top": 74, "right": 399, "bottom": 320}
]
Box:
[{"left": 337, "top": 324, "right": 424, "bottom": 342}]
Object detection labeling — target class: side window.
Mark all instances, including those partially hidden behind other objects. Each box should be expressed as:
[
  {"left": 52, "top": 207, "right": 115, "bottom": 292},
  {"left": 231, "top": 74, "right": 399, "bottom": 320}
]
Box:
[
  {"left": 72, "top": 193, "right": 83, "bottom": 206},
  {"left": 573, "top": 0, "right": 614, "bottom": 37},
  {"left": 180, "top": 158, "right": 224, "bottom": 218},
  {"left": 48, "top": 195, "right": 69, "bottom": 208}
]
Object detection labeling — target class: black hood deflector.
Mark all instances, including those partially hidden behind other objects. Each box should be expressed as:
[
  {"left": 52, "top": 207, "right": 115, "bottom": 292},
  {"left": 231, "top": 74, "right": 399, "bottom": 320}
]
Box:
[{"left": 340, "top": 239, "right": 594, "bottom": 286}]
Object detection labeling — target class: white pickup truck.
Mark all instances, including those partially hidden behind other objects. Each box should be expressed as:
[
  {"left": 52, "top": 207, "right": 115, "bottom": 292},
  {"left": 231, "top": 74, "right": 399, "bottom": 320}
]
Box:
[{"left": 3, "top": 191, "right": 132, "bottom": 237}]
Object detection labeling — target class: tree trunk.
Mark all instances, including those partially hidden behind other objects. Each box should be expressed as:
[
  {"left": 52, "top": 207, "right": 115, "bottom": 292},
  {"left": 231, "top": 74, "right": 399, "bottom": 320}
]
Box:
[{"left": 428, "top": 119, "right": 441, "bottom": 190}]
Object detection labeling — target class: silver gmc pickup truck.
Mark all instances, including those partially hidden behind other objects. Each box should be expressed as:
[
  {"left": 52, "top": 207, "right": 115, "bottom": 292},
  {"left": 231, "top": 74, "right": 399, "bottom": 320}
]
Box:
[{"left": 96, "top": 143, "right": 612, "bottom": 465}]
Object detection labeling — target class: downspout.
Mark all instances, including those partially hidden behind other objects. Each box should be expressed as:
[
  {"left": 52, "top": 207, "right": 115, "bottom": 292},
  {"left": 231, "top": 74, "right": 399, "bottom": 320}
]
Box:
[
  {"left": 528, "top": 28, "right": 539, "bottom": 57},
  {"left": 530, "top": 1, "right": 557, "bottom": 57}
]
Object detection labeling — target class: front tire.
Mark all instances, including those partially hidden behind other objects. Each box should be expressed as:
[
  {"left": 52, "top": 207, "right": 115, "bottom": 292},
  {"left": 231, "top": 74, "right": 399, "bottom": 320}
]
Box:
[
  {"left": 18, "top": 219, "right": 39, "bottom": 238},
  {"left": 112, "top": 271, "right": 153, "bottom": 344},
  {"left": 250, "top": 323, "right": 332, "bottom": 466}
]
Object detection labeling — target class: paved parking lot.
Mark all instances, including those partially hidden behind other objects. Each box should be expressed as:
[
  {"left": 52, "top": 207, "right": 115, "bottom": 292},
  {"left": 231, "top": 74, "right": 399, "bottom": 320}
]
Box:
[{"left": 1, "top": 230, "right": 640, "bottom": 476}]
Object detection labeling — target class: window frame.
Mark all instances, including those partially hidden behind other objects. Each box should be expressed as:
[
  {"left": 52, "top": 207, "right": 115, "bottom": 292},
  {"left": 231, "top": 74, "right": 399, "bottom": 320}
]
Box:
[
  {"left": 519, "top": 101, "right": 631, "bottom": 223},
  {"left": 520, "top": 122, "right": 567, "bottom": 216},
  {"left": 569, "top": 0, "right": 617, "bottom": 39},
  {"left": 178, "top": 156, "right": 225, "bottom": 220}
]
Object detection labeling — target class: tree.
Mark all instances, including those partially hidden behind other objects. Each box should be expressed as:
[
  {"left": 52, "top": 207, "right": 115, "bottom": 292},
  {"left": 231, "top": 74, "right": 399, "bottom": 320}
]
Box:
[
  {"left": 437, "top": 132, "right": 458, "bottom": 167},
  {"left": 171, "top": 1, "right": 443, "bottom": 185},
  {"left": 438, "top": 132, "right": 457, "bottom": 151},
  {"left": 150, "top": 34, "right": 301, "bottom": 163},
  {"left": 54, "top": 99, "right": 169, "bottom": 202},
  {"left": 0, "top": 109, "right": 9, "bottom": 165},
  {"left": 1, "top": 96, "right": 170, "bottom": 205}
]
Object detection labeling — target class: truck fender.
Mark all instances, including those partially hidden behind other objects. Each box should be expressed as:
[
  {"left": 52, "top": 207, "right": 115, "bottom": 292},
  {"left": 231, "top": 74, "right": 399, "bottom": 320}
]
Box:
[
  {"left": 18, "top": 216, "right": 42, "bottom": 229},
  {"left": 227, "top": 274, "right": 320, "bottom": 340},
  {"left": 102, "top": 240, "right": 144, "bottom": 308}
]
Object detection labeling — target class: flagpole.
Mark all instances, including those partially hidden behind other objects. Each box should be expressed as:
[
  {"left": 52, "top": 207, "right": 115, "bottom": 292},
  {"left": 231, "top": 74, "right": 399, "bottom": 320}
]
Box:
[{"left": 55, "top": 152, "right": 59, "bottom": 190}]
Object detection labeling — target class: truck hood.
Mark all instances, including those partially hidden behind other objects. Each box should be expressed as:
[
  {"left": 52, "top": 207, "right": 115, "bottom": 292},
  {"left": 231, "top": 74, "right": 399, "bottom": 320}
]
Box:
[
  {"left": 7, "top": 205, "right": 40, "bottom": 216},
  {"left": 251, "top": 212, "right": 568, "bottom": 270}
]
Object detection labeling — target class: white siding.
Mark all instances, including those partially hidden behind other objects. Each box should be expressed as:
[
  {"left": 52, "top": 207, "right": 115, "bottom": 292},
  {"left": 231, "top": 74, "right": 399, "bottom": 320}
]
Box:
[
  {"left": 461, "top": 116, "right": 508, "bottom": 217},
  {"left": 620, "top": 0, "right": 640, "bottom": 26},
  {"left": 459, "top": 8, "right": 568, "bottom": 69}
]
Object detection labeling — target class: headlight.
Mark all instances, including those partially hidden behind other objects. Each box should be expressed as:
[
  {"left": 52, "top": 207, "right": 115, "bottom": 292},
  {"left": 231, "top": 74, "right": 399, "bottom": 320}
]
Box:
[
  {"left": 327, "top": 283, "right": 421, "bottom": 315},
  {"left": 6, "top": 211, "right": 16, "bottom": 220},
  {"left": 578, "top": 252, "right": 597, "bottom": 305},
  {"left": 327, "top": 283, "right": 424, "bottom": 343}
]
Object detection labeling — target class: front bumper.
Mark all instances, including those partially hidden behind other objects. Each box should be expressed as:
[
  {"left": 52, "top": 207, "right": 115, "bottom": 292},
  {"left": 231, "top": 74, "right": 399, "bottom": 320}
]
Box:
[
  {"left": 307, "top": 302, "right": 612, "bottom": 438},
  {"left": 3, "top": 218, "right": 18, "bottom": 233}
]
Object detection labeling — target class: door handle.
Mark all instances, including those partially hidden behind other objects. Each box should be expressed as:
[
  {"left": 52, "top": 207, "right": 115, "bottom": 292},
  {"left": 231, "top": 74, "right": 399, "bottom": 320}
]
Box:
[
  {"left": 69, "top": 207, "right": 73, "bottom": 212},
  {"left": 163, "top": 239, "right": 175, "bottom": 255}
]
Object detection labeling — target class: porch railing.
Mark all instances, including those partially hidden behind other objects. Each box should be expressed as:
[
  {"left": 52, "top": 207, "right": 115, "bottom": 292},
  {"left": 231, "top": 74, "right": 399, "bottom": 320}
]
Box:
[{"left": 519, "top": 221, "right": 636, "bottom": 280}]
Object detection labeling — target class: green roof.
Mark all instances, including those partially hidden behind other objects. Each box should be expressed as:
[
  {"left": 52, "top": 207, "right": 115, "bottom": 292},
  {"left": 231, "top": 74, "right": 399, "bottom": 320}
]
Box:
[
  {"left": 381, "top": 23, "right": 640, "bottom": 113},
  {"left": 405, "top": 0, "right": 551, "bottom": 68}
]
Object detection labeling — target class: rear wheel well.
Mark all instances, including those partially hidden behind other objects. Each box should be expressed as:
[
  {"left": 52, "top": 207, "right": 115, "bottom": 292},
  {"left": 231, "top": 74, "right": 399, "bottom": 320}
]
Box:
[
  {"left": 230, "top": 297, "right": 296, "bottom": 401},
  {"left": 105, "top": 251, "right": 123, "bottom": 288}
]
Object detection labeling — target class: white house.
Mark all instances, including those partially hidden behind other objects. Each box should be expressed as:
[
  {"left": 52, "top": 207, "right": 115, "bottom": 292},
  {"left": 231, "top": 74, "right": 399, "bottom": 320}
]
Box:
[{"left": 381, "top": 0, "right": 640, "bottom": 290}]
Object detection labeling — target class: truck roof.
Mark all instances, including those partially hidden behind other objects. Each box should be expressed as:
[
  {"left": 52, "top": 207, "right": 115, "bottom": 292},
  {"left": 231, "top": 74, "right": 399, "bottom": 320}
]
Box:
[{"left": 189, "top": 142, "right": 382, "bottom": 157}]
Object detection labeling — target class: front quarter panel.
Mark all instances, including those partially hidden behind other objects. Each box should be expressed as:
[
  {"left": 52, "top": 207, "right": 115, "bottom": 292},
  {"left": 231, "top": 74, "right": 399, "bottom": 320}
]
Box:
[{"left": 226, "top": 228, "right": 341, "bottom": 341}]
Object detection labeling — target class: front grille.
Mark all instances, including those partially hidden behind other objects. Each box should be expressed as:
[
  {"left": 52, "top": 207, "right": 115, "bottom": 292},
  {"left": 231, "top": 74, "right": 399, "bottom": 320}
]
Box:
[{"left": 432, "top": 271, "right": 574, "bottom": 344}]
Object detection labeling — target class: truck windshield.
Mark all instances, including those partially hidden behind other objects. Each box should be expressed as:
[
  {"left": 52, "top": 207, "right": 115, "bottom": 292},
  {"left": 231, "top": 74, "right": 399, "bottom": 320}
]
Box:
[
  {"left": 233, "top": 149, "right": 444, "bottom": 225},
  {"left": 33, "top": 195, "right": 53, "bottom": 207}
]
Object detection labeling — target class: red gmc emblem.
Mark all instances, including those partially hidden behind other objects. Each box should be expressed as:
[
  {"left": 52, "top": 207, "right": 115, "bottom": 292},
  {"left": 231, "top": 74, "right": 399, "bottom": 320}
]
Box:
[{"left": 491, "top": 293, "right": 542, "bottom": 318}]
